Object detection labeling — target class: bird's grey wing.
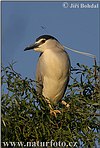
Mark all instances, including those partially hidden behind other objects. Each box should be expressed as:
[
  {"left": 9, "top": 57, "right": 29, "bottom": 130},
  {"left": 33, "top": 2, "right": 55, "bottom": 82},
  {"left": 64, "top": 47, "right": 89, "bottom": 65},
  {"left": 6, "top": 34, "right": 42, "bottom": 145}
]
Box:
[{"left": 36, "top": 56, "right": 43, "bottom": 95}]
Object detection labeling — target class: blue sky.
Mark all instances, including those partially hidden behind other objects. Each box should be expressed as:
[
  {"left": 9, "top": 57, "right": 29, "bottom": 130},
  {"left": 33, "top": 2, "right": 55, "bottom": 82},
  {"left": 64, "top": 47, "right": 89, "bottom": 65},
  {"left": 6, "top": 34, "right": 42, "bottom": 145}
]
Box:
[{"left": 2, "top": 1, "right": 99, "bottom": 79}]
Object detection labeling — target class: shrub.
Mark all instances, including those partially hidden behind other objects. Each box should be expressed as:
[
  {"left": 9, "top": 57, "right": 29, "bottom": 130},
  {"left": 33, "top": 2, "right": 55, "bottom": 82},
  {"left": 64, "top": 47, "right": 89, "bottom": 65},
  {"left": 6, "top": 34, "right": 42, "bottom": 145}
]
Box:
[{"left": 1, "top": 62, "right": 100, "bottom": 147}]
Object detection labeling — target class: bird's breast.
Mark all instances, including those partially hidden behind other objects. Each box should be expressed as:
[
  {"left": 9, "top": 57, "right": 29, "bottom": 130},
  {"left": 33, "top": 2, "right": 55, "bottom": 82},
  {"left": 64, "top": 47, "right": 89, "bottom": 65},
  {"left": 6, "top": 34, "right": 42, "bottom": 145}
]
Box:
[{"left": 39, "top": 49, "right": 70, "bottom": 80}]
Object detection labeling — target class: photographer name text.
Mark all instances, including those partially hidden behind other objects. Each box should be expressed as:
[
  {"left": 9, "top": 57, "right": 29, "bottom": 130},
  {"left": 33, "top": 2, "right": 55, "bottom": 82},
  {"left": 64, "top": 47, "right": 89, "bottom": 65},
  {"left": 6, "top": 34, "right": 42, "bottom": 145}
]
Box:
[{"left": 63, "top": 2, "right": 99, "bottom": 9}]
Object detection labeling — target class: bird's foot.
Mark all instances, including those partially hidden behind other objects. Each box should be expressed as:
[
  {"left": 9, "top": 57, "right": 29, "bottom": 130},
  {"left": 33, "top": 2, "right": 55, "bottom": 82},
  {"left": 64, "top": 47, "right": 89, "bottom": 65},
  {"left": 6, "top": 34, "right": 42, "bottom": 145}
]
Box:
[
  {"left": 50, "top": 109, "right": 61, "bottom": 117},
  {"left": 45, "top": 98, "right": 61, "bottom": 117},
  {"left": 61, "top": 100, "right": 70, "bottom": 108}
]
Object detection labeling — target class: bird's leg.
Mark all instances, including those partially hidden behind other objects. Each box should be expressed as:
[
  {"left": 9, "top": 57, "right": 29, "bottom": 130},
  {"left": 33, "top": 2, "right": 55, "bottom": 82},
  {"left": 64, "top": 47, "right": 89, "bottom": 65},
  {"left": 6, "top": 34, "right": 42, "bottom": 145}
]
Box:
[
  {"left": 61, "top": 100, "right": 70, "bottom": 108},
  {"left": 49, "top": 104, "right": 61, "bottom": 117},
  {"left": 45, "top": 99, "right": 61, "bottom": 117}
]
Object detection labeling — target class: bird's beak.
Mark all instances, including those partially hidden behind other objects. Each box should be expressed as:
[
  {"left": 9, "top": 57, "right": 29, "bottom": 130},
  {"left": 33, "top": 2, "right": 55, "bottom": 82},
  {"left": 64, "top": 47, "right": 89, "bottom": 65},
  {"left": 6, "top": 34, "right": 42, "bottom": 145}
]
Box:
[{"left": 24, "top": 42, "right": 39, "bottom": 51}]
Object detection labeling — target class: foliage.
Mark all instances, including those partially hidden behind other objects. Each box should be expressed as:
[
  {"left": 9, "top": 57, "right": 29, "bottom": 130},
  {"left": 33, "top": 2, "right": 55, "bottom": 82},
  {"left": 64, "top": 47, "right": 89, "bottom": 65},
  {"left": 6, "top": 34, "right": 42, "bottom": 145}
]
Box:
[{"left": 1, "top": 62, "right": 100, "bottom": 147}]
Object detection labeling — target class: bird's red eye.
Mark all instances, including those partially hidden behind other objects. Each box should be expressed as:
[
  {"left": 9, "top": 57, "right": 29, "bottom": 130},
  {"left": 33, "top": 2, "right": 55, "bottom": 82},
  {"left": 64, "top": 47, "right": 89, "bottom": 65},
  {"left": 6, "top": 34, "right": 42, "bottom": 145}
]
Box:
[{"left": 41, "top": 40, "right": 46, "bottom": 44}]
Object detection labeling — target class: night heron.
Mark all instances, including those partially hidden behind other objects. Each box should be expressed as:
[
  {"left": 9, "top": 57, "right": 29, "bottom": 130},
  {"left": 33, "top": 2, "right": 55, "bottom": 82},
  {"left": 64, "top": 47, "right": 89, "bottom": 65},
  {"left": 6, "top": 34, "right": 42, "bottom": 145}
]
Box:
[{"left": 24, "top": 35, "right": 71, "bottom": 116}]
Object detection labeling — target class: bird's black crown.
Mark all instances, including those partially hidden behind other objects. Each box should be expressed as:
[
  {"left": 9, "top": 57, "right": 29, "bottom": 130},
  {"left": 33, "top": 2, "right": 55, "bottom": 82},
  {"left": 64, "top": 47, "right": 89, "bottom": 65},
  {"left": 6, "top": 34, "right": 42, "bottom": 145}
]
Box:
[{"left": 36, "top": 35, "right": 58, "bottom": 42}]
